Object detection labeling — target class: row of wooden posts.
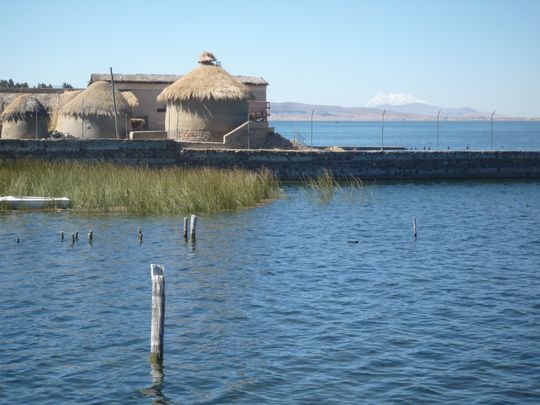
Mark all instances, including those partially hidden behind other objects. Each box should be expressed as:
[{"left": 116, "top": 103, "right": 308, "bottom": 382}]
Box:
[
  {"left": 18, "top": 213, "right": 415, "bottom": 368},
  {"left": 16, "top": 214, "right": 417, "bottom": 368},
  {"left": 55, "top": 215, "right": 199, "bottom": 245},
  {"left": 16, "top": 215, "right": 418, "bottom": 245},
  {"left": 146, "top": 216, "right": 417, "bottom": 368}
]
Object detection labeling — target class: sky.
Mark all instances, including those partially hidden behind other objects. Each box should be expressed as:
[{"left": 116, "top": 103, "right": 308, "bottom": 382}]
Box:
[{"left": 1, "top": 0, "right": 539, "bottom": 116}]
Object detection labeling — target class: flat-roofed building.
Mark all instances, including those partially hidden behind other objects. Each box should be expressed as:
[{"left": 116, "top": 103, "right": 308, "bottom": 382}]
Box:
[{"left": 90, "top": 72, "right": 269, "bottom": 131}]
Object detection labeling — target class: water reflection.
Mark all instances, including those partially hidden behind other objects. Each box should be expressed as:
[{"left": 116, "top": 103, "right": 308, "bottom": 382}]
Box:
[{"left": 141, "top": 363, "right": 169, "bottom": 404}]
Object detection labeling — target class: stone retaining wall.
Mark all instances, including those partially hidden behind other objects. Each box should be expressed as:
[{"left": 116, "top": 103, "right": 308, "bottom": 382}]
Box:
[
  {"left": 0, "top": 139, "right": 539, "bottom": 180},
  {"left": 0, "top": 139, "right": 182, "bottom": 166},
  {"left": 179, "top": 149, "right": 540, "bottom": 180}
]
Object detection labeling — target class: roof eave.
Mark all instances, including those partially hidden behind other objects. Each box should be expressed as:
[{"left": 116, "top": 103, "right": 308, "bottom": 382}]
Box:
[{"left": 90, "top": 73, "right": 268, "bottom": 86}]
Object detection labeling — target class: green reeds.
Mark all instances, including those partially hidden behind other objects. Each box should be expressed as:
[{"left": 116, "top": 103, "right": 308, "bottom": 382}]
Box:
[
  {"left": 305, "top": 169, "right": 339, "bottom": 203},
  {"left": 0, "top": 160, "right": 280, "bottom": 214},
  {"left": 304, "top": 169, "right": 371, "bottom": 203}
]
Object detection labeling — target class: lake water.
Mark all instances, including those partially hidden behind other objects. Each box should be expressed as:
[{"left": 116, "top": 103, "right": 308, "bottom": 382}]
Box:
[
  {"left": 271, "top": 120, "right": 540, "bottom": 150},
  {"left": 1, "top": 178, "right": 540, "bottom": 403}
]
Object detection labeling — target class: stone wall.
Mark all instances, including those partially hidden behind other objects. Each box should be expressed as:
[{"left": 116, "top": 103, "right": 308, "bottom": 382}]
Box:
[
  {"left": 179, "top": 149, "right": 540, "bottom": 180},
  {"left": 0, "top": 139, "right": 539, "bottom": 180},
  {"left": 0, "top": 139, "right": 182, "bottom": 166}
]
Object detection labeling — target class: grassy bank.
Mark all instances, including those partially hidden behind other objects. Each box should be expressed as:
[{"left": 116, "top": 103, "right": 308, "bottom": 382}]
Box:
[{"left": 0, "top": 160, "right": 280, "bottom": 214}]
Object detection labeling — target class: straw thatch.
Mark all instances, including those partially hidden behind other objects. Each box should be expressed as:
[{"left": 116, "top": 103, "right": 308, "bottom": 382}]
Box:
[
  {"left": 198, "top": 51, "right": 217, "bottom": 64},
  {"left": 58, "top": 90, "right": 83, "bottom": 107},
  {"left": 59, "top": 81, "right": 130, "bottom": 118},
  {"left": 158, "top": 52, "right": 249, "bottom": 103},
  {"left": 1, "top": 95, "right": 49, "bottom": 123},
  {"left": 121, "top": 90, "right": 139, "bottom": 111}
]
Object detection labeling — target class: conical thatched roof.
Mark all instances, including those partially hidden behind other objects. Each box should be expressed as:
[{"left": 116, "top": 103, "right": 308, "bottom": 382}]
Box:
[
  {"left": 1, "top": 95, "right": 49, "bottom": 122},
  {"left": 157, "top": 52, "right": 249, "bottom": 103},
  {"left": 120, "top": 90, "right": 139, "bottom": 111},
  {"left": 59, "top": 81, "right": 130, "bottom": 118},
  {"left": 57, "top": 90, "right": 83, "bottom": 108}
]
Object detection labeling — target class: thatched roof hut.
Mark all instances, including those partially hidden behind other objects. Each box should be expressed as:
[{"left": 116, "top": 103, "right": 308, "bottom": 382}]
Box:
[
  {"left": 60, "top": 81, "right": 130, "bottom": 118},
  {"left": 158, "top": 51, "right": 250, "bottom": 142},
  {"left": 1, "top": 95, "right": 49, "bottom": 139},
  {"left": 56, "top": 81, "right": 131, "bottom": 139},
  {"left": 0, "top": 89, "right": 64, "bottom": 118},
  {"left": 158, "top": 51, "right": 249, "bottom": 104},
  {"left": 1, "top": 95, "right": 48, "bottom": 122}
]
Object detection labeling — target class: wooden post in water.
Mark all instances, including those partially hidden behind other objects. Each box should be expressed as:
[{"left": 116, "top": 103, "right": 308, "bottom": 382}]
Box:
[
  {"left": 150, "top": 264, "right": 165, "bottom": 366},
  {"left": 61, "top": 231, "right": 64, "bottom": 242},
  {"left": 413, "top": 216, "right": 417, "bottom": 238},
  {"left": 190, "top": 215, "right": 197, "bottom": 242},
  {"left": 183, "top": 217, "right": 189, "bottom": 240}
]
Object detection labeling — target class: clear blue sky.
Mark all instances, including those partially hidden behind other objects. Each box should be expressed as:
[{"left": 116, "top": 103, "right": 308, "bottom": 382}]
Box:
[{"left": 1, "top": 0, "right": 539, "bottom": 116}]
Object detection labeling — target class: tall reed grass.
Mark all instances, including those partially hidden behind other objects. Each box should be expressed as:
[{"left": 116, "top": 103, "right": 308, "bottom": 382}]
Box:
[
  {"left": 304, "top": 169, "right": 371, "bottom": 203},
  {"left": 0, "top": 160, "right": 280, "bottom": 214}
]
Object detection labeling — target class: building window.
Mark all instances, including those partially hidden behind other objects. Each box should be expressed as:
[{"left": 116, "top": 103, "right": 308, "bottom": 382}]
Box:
[{"left": 157, "top": 107, "right": 166, "bottom": 113}]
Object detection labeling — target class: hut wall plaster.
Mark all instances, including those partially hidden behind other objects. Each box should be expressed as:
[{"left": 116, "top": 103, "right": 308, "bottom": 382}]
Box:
[
  {"left": 1, "top": 119, "right": 48, "bottom": 139},
  {"left": 56, "top": 114, "right": 128, "bottom": 139},
  {"left": 165, "top": 100, "right": 248, "bottom": 142}
]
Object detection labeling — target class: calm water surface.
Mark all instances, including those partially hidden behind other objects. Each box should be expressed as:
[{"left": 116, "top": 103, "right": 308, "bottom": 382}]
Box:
[
  {"left": 1, "top": 181, "right": 539, "bottom": 403},
  {"left": 271, "top": 120, "right": 540, "bottom": 150}
]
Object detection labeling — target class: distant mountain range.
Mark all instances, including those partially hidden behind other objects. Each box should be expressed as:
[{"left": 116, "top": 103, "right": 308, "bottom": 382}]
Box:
[{"left": 270, "top": 102, "right": 536, "bottom": 121}]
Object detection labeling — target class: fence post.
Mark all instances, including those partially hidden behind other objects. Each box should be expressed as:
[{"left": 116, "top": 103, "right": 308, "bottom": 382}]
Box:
[
  {"left": 183, "top": 217, "right": 189, "bottom": 240},
  {"left": 190, "top": 215, "right": 197, "bottom": 242},
  {"left": 150, "top": 264, "right": 165, "bottom": 366}
]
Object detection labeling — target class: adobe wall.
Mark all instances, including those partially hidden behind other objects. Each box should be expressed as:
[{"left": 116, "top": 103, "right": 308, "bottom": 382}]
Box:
[{"left": 113, "top": 82, "right": 168, "bottom": 131}]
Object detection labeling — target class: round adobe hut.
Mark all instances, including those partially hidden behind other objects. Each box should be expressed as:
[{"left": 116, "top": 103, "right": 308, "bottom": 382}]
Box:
[
  {"left": 55, "top": 81, "right": 131, "bottom": 139},
  {"left": 158, "top": 51, "right": 250, "bottom": 142},
  {"left": 0, "top": 95, "right": 49, "bottom": 139}
]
